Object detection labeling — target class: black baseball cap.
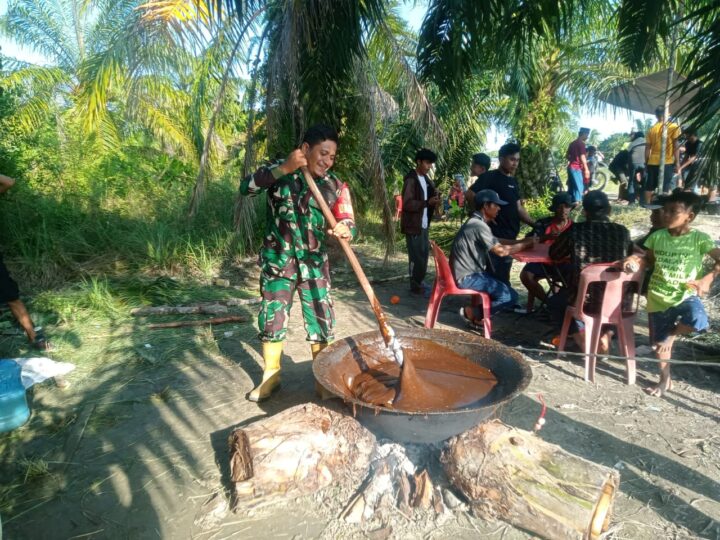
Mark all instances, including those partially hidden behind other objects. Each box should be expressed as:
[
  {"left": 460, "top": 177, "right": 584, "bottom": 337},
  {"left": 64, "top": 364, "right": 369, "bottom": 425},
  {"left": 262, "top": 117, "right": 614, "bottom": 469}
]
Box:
[
  {"left": 549, "top": 192, "right": 573, "bottom": 211},
  {"left": 472, "top": 153, "right": 491, "bottom": 169},
  {"left": 582, "top": 190, "right": 610, "bottom": 211},
  {"left": 475, "top": 189, "right": 508, "bottom": 207}
]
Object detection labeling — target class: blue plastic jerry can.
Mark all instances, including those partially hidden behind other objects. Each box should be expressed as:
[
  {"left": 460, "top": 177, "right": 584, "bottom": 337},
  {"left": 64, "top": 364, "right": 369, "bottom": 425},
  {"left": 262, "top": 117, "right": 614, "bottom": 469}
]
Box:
[{"left": 0, "top": 360, "right": 30, "bottom": 433}]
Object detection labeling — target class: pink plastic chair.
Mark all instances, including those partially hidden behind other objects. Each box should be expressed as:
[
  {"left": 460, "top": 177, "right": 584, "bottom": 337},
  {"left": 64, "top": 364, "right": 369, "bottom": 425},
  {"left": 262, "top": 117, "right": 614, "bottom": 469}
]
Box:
[
  {"left": 558, "top": 263, "right": 644, "bottom": 384},
  {"left": 425, "top": 241, "right": 492, "bottom": 338}
]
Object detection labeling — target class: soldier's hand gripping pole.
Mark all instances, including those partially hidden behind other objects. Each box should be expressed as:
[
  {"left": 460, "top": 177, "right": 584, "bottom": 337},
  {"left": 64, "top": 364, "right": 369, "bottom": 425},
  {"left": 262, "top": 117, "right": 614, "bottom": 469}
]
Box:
[{"left": 300, "top": 167, "right": 404, "bottom": 365}]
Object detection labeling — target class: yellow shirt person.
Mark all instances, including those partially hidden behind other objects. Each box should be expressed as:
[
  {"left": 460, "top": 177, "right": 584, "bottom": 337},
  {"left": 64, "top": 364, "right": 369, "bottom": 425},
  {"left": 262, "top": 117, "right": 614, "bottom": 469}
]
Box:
[{"left": 646, "top": 120, "right": 681, "bottom": 166}]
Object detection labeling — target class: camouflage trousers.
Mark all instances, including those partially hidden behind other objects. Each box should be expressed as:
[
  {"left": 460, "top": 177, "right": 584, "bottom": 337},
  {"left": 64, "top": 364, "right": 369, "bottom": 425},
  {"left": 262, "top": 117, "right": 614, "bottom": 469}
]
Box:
[{"left": 258, "top": 267, "right": 335, "bottom": 343}]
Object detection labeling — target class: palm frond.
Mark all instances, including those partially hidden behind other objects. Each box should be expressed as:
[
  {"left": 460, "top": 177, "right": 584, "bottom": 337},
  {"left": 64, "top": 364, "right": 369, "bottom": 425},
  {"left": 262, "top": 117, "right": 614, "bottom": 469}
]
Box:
[
  {"left": 616, "top": 0, "right": 679, "bottom": 70},
  {"left": 2, "top": 0, "right": 81, "bottom": 69},
  {"left": 368, "top": 11, "right": 447, "bottom": 149},
  {"left": 676, "top": 0, "right": 720, "bottom": 164}
]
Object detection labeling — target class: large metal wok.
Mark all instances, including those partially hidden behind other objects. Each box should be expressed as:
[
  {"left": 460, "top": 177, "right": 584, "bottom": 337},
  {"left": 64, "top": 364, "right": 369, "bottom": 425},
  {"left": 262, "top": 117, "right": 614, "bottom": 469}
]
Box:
[{"left": 313, "top": 328, "right": 532, "bottom": 443}]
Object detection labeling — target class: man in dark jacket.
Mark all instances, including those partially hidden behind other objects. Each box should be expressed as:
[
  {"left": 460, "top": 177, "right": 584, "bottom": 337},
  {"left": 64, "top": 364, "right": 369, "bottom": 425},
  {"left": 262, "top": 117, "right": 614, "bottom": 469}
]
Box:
[
  {"left": 401, "top": 148, "right": 440, "bottom": 294},
  {"left": 548, "top": 191, "right": 633, "bottom": 352}
]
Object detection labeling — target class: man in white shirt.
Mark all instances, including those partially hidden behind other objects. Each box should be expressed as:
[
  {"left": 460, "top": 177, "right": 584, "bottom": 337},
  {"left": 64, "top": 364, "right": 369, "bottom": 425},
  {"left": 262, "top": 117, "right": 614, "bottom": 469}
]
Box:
[{"left": 401, "top": 148, "right": 440, "bottom": 294}]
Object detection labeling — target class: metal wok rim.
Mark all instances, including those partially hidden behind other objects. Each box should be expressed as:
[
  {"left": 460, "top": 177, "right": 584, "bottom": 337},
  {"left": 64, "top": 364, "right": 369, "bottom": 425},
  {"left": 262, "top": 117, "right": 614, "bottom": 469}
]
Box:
[{"left": 312, "top": 327, "right": 533, "bottom": 417}]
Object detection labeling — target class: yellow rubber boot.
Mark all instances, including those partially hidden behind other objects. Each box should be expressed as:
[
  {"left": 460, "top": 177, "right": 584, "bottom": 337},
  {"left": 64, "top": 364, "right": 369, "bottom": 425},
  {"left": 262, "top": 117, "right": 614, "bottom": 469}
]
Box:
[
  {"left": 248, "top": 341, "right": 283, "bottom": 402},
  {"left": 311, "top": 342, "right": 335, "bottom": 401},
  {"left": 310, "top": 342, "right": 330, "bottom": 360}
]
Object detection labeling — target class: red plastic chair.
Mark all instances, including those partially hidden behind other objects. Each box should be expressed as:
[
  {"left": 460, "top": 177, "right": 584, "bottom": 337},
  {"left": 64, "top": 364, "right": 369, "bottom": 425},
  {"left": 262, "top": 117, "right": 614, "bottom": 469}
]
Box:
[
  {"left": 425, "top": 241, "right": 492, "bottom": 338},
  {"left": 557, "top": 263, "right": 644, "bottom": 384}
]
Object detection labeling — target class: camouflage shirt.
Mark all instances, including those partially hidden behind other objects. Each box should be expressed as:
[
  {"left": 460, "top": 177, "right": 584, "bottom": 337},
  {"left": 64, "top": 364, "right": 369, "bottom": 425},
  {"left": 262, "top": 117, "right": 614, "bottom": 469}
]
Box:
[{"left": 240, "top": 164, "right": 356, "bottom": 280}]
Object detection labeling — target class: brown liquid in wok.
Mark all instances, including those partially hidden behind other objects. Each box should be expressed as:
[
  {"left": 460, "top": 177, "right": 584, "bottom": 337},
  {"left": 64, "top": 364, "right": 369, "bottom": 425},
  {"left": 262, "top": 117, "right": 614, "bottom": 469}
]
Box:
[{"left": 344, "top": 340, "right": 497, "bottom": 412}]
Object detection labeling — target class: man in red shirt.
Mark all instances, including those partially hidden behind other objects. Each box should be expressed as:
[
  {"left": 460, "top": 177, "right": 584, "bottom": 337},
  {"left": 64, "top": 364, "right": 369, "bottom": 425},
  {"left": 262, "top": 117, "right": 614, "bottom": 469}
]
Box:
[{"left": 566, "top": 128, "right": 591, "bottom": 205}]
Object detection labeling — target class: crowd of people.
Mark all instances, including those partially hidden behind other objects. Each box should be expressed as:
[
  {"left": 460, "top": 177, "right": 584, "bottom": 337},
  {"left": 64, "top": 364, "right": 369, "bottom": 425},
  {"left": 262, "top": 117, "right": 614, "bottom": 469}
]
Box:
[
  {"left": 399, "top": 140, "right": 719, "bottom": 397},
  {"left": 609, "top": 106, "right": 718, "bottom": 205},
  {"left": 2, "top": 120, "right": 717, "bottom": 403}
]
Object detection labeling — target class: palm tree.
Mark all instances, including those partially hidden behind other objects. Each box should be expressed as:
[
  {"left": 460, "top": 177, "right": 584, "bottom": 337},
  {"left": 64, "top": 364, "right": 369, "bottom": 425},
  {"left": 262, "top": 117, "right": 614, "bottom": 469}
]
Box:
[
  {"left": 215, "top": 0, "right": 485, "bottom": 258},
  {"left": 1, "top": 0, "right": 255, "bottom": 216},
  {"left": 616, "top": 0, "right": 720, "bottom": 164}
]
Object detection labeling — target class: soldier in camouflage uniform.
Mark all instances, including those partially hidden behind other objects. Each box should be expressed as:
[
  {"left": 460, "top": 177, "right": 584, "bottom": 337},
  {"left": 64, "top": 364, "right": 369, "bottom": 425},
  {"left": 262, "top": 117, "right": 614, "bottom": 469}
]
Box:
[{"left": 239, "top": 125, "right": 356, "bottom": 401}]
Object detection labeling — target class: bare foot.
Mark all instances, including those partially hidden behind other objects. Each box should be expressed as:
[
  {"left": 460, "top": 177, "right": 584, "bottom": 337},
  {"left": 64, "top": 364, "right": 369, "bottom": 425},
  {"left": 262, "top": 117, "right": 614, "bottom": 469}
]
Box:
[
  {"left": 644, "top": 379, "right": 673, "bottom": 397},
  {"left": 652, "top": 336, "right": 675, "bottom": 357}
]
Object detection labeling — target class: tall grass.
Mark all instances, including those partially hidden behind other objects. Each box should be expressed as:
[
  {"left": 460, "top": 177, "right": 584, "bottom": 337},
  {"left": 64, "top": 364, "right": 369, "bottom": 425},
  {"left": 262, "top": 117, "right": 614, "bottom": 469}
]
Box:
[{"left": 0, "top": 176, "right": 263, "bottom": 289}]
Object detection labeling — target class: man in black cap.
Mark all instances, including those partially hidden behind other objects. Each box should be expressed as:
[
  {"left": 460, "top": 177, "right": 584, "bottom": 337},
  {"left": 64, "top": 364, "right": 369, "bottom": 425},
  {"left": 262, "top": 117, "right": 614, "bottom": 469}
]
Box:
[
  {"left": 467, "top": 143, "right": 536, "bottom": 284},
  {"left": 517, "top": 192, "right": 574, "bottom": 313},
  {"left": 471, "top": 153, "right": 491, "bottom": 178},
  {"left": 548, "top": 190, "right": 633, "bottom": 351},
  {"left": 450, "top": 189, "right": 535, "bottom": 327},
  {"left": 463, "top": 153, "right": 492, "bottom": 213}
]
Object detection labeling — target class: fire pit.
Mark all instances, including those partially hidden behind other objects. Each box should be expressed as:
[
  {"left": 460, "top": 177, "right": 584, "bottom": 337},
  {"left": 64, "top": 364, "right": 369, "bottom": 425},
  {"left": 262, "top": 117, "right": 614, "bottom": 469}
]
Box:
[{"left": 313, "top": 328, "right": 532, "bottom": 443}]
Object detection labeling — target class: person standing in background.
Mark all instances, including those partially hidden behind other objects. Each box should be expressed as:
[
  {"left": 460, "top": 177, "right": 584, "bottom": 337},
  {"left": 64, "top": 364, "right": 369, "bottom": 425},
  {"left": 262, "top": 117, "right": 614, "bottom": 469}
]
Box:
[
  {"left": 627, "top": 131, "right": 646, "bottom": 205},
  {"left": 463, "top": 153, "right": 491, "bottom": 213},
  {"left": 566, "top": 128, "right": 591, "bottom": 204},
  {"left": 645, "top": 106, "right": 681, "bottom": 203},
  {"left": 468, "top": 143, "right": 535, "bottom": 284},
  {"left": 679, "top": 127, "right": 702, "bottom": 193},
  {"left": 401, "top": 148, "right": 440, "bottom": 295}
]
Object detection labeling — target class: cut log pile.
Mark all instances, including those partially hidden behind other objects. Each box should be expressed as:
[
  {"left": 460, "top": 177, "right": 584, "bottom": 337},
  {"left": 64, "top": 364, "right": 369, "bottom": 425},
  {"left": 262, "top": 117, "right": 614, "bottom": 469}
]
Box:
[
  {"left": 443, "top": 420, "right": 619, "bottom": 540},
  {"left": 228, "top": 405, "right": 620, "bottom": 540},
  {"left": 229, "top": 403, "right": 376, "bottom": 504}
]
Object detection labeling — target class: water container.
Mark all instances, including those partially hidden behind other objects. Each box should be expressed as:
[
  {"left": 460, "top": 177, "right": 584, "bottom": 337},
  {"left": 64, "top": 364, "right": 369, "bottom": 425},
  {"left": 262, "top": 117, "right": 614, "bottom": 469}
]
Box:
[{"left": 0, "top": 360, "right": 30, "bottom": 433}]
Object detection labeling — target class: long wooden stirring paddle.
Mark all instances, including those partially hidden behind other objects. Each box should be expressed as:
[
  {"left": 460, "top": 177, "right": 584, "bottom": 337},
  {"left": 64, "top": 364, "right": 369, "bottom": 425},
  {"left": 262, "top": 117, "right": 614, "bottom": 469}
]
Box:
[{"left": 300, "top": 167, "right": 404, "bottom": 365}]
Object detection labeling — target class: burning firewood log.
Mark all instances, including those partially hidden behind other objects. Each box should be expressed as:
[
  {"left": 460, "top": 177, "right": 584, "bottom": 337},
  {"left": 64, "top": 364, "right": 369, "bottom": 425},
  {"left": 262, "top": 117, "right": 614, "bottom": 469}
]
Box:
[
  {"left": 442, "top": 420, "right": 619, "bottom": 540},
  {"left": 228, "top": 403, "right": 376, "bottom": 507},
  {"left": 340, "top": 444, "right": 446, "bottom": 523}
]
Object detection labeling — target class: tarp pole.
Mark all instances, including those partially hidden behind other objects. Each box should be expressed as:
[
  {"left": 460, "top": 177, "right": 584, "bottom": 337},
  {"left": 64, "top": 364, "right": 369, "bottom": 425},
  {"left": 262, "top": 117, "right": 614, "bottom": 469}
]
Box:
[{"left": 658, "top": 15, "right": 680, "bottom": 193}]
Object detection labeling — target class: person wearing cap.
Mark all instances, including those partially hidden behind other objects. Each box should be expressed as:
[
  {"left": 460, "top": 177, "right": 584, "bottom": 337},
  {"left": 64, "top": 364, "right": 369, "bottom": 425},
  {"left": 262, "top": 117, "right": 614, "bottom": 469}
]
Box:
[
  {"left": 645, "top": 105, "right": 681, "bottom": 203},
  {"left": 467, "top": 143, "right": 535, "bottom": 284},
  {"left": 401, "top": 148, "right": 441, "bottom": 295},
  {"left": 463, "top": 153, "right": 491, "bottom": 212},
  {"left": 517, "top": 192, "right": 574, "bottom": 313},
  {"left": 450, "top": 189, "right": 536, "bottom": 328},
  {"left": 548, "top": 190, "right": 633, "bottom": 353},
  {"left": 566, "top": 128, "right": 592, "bottom": 204}
]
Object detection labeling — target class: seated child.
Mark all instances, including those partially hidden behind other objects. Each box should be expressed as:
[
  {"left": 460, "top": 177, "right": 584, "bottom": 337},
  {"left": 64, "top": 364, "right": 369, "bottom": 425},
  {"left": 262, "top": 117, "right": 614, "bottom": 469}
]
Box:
[
  {"left": 517, "top": 192, "right": 573, "bottom": 313},
  {"left": 623, "top": 191, "right": 720, "bottom": 396}
]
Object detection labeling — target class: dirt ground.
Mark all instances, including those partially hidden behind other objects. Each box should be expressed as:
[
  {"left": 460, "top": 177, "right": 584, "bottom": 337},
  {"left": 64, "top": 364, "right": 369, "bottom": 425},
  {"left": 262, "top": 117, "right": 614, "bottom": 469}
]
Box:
[{"left": 2, "top": 214, "right": 720, "bottom": 540}]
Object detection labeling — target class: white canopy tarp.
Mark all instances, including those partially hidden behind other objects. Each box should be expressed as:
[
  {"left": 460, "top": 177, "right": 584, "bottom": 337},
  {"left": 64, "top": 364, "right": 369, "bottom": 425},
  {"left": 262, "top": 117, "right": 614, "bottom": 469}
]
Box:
[{"left": 600, "top": 69, "right": 697, "bottom": 116}]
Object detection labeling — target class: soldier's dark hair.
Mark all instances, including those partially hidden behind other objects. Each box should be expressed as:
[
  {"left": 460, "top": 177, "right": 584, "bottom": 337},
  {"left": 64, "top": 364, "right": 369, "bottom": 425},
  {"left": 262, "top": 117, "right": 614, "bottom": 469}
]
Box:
[
  {"left": 302, "top": 124, "right": 339, "bottom": 147},
  {"left": 498, "top": 143, "right": 521, "bottom": 158},
  {"left": 665, "top": 190, "right": 703, "bottom": 216},
  {"left": 415, "top": 148, "right": 437, "bottom": 163}
]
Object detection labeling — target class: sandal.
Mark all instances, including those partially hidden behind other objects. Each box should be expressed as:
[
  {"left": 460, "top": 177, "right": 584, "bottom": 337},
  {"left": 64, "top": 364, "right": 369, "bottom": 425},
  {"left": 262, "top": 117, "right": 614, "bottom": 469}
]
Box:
[
  {"left": 31, "top": 330, "right": 54, "bottom": 352},
  {"left": 459, "top": 307, "right": 485, "bottom": 331}
]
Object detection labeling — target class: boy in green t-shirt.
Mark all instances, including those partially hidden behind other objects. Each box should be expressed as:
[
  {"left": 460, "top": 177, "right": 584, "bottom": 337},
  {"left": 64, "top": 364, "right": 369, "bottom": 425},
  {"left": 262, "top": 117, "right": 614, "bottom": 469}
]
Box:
[{"left": 624, "top": 191, "right": 720, "bottom": 396}]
